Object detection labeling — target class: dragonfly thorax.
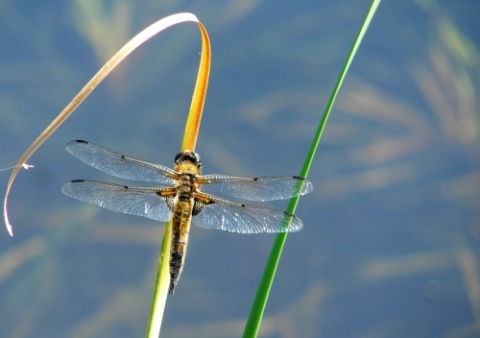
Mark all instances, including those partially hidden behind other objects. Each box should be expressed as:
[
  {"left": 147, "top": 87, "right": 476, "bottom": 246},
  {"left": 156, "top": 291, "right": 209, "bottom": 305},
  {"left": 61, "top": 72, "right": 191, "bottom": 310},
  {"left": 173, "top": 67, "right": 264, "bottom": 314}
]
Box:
[{"left": 175, "top": 173, "right": 198, "bottom": 201}]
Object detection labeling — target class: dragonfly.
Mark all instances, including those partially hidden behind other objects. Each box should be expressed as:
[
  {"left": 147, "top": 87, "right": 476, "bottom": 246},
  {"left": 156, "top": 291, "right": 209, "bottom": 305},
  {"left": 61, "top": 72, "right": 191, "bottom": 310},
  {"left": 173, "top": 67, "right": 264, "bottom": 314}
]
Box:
[{"left": 62, "top": 140, "right": 313, "bottom": 294}]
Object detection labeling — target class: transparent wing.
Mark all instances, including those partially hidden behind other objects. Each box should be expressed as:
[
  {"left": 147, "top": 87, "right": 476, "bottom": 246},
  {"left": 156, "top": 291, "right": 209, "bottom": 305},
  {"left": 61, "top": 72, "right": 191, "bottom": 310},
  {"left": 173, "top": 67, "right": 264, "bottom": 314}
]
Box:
[
  {"left": 198, "top": 174, "right": 313, "bottom": 201},
  {"left": 66, "top": 140, "right": 178, "bottom": 184},
  {"left": 192, "top": 193, "right": 303, "bottom": 233},
  {"left": 62, "top": 180, "right": 174, "bottom": 222}
]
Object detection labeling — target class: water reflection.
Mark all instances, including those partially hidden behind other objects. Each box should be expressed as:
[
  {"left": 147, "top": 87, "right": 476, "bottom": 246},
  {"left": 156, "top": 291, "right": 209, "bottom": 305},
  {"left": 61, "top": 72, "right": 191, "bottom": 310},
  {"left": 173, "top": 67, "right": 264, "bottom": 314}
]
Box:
[{"left": 0, "top": 1, "right": 478, "bottom": 337}]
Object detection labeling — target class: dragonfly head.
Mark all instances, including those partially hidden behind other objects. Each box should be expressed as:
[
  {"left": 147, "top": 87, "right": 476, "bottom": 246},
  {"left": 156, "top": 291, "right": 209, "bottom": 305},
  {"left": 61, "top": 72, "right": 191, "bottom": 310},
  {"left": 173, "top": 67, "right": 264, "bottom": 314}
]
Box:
[{"left": 174, "top": 150, "right": 202, "bottom": 168}]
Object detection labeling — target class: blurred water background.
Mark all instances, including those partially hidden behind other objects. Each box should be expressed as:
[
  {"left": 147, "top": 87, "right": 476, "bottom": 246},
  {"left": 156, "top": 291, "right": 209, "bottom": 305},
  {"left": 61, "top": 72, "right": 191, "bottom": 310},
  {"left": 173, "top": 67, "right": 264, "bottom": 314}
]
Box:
[{"left": 0, "top": 0, "right": 479, "bottom": 337}]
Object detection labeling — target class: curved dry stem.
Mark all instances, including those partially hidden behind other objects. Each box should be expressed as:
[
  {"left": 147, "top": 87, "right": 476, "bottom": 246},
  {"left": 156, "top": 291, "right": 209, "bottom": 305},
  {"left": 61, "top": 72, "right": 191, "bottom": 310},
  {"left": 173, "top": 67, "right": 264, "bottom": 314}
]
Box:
[
  {"left": 181, "top": 22, "right": 211, "bottom": 151},
  {"left": 3, "top": 12, "right": 201, "bottom": 236},
  {"left": 148, "top": 19, "right": 210, "bottom": 338}
]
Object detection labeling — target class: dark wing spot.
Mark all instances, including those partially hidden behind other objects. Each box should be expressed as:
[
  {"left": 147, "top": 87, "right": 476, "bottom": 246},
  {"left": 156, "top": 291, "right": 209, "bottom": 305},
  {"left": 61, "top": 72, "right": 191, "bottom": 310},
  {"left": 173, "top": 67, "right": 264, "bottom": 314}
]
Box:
[
  {"left": 192, "top": 198, "right": 214, "bottom": 215},
  {"left": 71, "top": 179, "right": 86, "bottom": 183},
  {"left": 160, "top": 195, "right": 175, "bottom": 211},
  {"left": 192, "top": 200, "right": 204, "bottom": 216},
  {"left": 75, "top": 140, "right": 88, "bottom": 144}
]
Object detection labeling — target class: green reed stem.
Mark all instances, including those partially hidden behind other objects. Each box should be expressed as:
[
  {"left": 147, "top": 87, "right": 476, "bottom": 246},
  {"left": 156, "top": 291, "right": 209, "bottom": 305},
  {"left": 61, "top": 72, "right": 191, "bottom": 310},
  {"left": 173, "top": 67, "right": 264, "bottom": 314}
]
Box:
[{"left": 242, "top": 1, "right": 382, "bottom": 336}]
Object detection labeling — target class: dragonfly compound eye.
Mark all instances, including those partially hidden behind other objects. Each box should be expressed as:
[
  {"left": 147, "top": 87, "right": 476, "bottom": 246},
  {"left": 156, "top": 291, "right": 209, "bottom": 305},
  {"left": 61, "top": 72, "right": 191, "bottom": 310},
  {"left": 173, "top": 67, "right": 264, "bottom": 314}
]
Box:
[
  {"left": 174, "top": 151, "right": 201, "bottom": 166},
  {"left": 193, "top": 152, "right": 201, "bottom": 167},
  {"left": 174, "top": 152, "right": 183, "bottom": 164}
]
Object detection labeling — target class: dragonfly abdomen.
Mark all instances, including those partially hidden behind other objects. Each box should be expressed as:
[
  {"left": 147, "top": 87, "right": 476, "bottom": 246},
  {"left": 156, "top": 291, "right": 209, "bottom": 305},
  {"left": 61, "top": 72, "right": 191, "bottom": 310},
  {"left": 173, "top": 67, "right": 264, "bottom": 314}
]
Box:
[{"left": 169, "top": 198, "right": 194, "bottom": 294}]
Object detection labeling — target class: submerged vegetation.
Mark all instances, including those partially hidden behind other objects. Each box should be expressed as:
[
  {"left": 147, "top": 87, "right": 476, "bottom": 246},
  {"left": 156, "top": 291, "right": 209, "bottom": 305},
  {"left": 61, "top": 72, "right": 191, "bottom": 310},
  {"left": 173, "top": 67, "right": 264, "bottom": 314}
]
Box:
[{"left": 0, "top": 1, "right": 478, "bottom": 337}]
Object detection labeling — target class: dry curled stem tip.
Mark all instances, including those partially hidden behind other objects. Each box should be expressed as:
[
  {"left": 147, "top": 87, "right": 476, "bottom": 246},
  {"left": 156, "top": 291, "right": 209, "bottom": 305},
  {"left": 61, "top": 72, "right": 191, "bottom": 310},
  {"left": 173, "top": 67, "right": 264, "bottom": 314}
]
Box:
[{"left": 3, "top": 12, "right": 209, "bottom": 237}]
